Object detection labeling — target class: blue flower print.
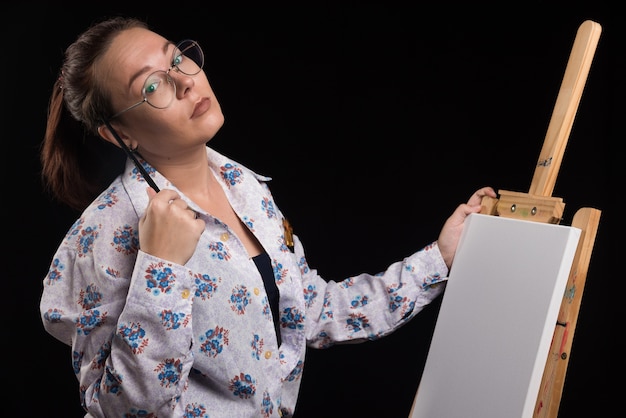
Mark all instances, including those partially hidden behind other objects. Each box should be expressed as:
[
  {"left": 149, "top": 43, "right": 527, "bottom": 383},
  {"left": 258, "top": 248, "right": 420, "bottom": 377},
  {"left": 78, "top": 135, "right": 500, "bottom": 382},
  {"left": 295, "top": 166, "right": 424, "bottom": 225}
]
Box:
[
  {"left": 280, "top": 307, "right": 304, "bottom": 330},
  {"left": 199, "top": 326, "right": 230, "bottom": 358},
  {"left": 261, "top": 390, "right": 274, "bottom": 418},
  {"left": 229, "top": 373, "right": 256, "bottom": 399},
  {"left": 272, "top": 260, "right": 288, "bottom": 285},
  {"left": 64, "top": 218, "right": 83, "bottom": 241},
  {"left": 103, "top": 366, "right": 123, "bottom": 395},
  {"left": 297, "top": 256, "right": 309, "bottom": 275},
  {"left": 229, "top": 285, "right": 251, "bottom": 314},
  {"left": 321, "top": 292, "right": 333, "bottom": 320},
  {"left": 279, "top": 238, "right": 291, "bottom": 253},
  {"left": 155, "top": 358, "right": 183, "bottom": 388},
  {"left": 242, "top": 215, "right": 255, "bottom": 231},
  {"left": 284, "top": 360, "right": 304, "bottom": 382},
  {"left": 76, "top": 225, "right": 101, "bottom": 258},
  {"left": 160, "top": 310, "right": 189, "bottom": 330},
  {"left": 251, "top": 334, "right": 264, "bottom": 360},
  {"left": 144, "top": 262, "right": 176, "bottom": 295},
  {"left": 208, "top": 241, "right": 231, "bottom": 261},
  {"left": 194, "top": 273, "right": 221, "bottom": 300},
  {"left": 118, "top": 322, "right": 149, "bottom": 354},
  {"left": 422, "top": 273, "right": 442, "bottom": 289},
  {"left": 76, "top": 309, "right": 107, "bottom": 336},
  {"left": 262, "top": 295, "right": 272, "bottom": 319},
  {"left": 350, "top": 294, "right": 369, "bottom": 309},
  {"left": 46, "top": 258, "right": 65, "bottom": 284},
  {"left": 261, "top": 197, "right": 276, "bottom": 219},
  {"left": 386, "top": 282, "right": 415, "bottom": 317},
  {"left": 43, "top": 308, "right": 64, "bottom": 323},
  {"left": 345, "top": 312, "right": 370, "bottom": 334},
  {"left": 184, "top": 403, "right": 209, "bottom": 418},
  {"left": 93, "top": 341, "right": 111, "bottom": 370},
  {"left": 105, "top": 267, "right": 121, "bottom": 278},
  {"left": 95, "top": 187, "right": 119, "bottom": 210},
  {"left": 220, "top": 163, "right": 244, "bottom": 187},
  {"left": 341, "top": 277, "right": 355, "bottom": 288},
  {"left": 315, "top": 331, "right": 332, "bottom": 348},
  {"left": 111, "top": 224, "right": 139, "bottom": 255},
  {"left": 72, "top": 350, "right": 83, "bottom": 375},
  {"left": 79, "top": 284, "right": 103, "bottom": 310},
  {"left": 303, "top": 284, "right": 317, "bottom": 308}
]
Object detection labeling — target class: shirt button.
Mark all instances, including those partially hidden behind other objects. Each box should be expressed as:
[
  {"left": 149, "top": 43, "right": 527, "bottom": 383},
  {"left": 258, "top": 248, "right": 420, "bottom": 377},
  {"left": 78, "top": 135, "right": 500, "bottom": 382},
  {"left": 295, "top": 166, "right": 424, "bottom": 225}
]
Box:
[
  {"left": 220, "top": 232, "right": 229, "bottom": 241},
  {"left": 181, "top": 289, "right": 190, "bottom": 299},
  {"left": 264, "top": 350, "right": 272, "bottom": 359},
  {"left": 254, "top": 287, "right": 260, "bottom": 296}
]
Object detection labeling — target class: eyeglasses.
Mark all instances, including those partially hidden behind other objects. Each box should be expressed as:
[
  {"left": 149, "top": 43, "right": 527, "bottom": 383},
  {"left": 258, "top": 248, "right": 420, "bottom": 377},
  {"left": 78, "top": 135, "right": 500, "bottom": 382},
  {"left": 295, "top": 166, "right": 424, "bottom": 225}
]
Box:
[{"left": 108, "top": 39, "right": 204, "bottom": 120}]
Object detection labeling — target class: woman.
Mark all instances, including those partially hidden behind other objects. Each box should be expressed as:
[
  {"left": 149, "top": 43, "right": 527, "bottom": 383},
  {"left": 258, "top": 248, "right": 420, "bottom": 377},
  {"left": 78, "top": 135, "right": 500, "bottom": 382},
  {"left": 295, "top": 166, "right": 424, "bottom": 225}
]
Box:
[{"left": 40, "top": 16, "right": 496, "bottom": 417}]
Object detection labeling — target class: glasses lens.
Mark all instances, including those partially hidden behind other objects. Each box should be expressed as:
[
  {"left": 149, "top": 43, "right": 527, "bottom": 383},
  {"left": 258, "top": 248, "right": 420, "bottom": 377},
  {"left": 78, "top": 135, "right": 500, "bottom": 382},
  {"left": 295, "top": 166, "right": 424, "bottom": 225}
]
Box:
[
  {"left": 173, "top": 40, "right": 204, "bottom": 75},
  {"left": 143, "top": 71, "right": 175, "bottom": 109}
]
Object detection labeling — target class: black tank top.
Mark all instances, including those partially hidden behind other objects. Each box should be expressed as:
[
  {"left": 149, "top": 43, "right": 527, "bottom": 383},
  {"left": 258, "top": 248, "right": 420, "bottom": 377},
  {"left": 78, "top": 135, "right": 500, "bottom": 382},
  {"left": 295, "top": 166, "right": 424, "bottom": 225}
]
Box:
[{"left": 252, "top": 252, "right": 281, "bottom": 345}]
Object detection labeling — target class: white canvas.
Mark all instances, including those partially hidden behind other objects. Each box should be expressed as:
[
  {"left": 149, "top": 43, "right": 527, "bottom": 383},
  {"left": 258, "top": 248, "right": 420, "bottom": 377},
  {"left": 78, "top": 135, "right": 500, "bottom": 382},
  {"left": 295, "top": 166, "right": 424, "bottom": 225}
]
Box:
[{"left": 410, "top": 213, "right": 580, "bottom": 418}]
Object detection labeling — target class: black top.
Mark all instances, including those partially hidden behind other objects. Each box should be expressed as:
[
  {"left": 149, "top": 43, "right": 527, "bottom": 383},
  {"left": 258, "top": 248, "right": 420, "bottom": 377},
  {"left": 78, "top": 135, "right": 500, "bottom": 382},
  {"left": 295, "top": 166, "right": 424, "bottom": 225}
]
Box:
[{"left": 252, "top": 252, "right": 281, "bottom": 346}]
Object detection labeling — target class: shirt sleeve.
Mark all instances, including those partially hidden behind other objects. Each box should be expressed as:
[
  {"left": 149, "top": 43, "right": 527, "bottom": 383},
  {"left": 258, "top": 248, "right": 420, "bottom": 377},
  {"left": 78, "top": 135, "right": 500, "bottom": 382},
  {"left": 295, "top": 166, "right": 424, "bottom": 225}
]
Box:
[
  {"left": 40, "top": 201, "right": 196, "bottom": 417},
  {"left": 299, "top": 234, "right": 448, "bottom": 348}
]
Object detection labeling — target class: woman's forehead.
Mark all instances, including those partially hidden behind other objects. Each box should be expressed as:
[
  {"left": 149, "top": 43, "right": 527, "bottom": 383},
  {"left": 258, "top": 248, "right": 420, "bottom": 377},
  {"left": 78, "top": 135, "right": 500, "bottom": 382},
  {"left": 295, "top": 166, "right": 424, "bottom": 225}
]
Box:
[
  {"left": 101, "top": 28, "right": 172, "bottom": 87},
  {"left": 108, "top": 28, "right": 170, "bottom": 65}
]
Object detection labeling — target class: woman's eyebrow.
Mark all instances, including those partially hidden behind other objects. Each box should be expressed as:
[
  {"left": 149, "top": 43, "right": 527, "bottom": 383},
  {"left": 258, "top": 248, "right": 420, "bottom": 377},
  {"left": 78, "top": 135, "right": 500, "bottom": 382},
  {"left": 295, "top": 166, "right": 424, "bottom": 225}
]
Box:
[{"left": 126, "top": 41, "right": 174, "bottom": 89}]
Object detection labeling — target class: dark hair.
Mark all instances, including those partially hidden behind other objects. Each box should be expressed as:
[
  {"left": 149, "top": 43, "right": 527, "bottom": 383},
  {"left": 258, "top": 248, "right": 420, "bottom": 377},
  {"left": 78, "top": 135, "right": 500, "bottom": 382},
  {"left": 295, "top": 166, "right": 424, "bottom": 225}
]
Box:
[{"left": 41, "top": 16, "right": 149, "bottom": 211}]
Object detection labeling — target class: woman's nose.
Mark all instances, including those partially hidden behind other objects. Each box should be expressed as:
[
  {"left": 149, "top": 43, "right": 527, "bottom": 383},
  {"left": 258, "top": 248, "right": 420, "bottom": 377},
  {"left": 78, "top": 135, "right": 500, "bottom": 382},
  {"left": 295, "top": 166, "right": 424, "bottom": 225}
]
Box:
[{"left": 170, "top": 69, "right": 194, "bottom": 98}]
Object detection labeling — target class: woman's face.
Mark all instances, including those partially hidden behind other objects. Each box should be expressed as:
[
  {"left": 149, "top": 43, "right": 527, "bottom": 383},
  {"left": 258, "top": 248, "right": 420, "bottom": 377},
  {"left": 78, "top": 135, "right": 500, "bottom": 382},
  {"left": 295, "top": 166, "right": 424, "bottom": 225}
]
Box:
[{"left": 99, "top": 27, "right": 224, "bottom": 160}]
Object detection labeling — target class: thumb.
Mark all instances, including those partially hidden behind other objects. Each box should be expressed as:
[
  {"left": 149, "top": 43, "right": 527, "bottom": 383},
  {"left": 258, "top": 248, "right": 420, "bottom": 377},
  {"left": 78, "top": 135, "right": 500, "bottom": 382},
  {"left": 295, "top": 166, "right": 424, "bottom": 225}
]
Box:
[{"left": 146, "top": 186, "right": 157, "bottom": 200}]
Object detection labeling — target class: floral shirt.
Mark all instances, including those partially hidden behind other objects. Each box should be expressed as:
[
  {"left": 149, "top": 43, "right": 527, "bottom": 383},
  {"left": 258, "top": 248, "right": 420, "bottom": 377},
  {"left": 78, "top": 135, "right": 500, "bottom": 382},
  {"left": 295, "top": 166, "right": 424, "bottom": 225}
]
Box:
[{"left": 40, "top": 146, "right": 448, "bottom": 418}]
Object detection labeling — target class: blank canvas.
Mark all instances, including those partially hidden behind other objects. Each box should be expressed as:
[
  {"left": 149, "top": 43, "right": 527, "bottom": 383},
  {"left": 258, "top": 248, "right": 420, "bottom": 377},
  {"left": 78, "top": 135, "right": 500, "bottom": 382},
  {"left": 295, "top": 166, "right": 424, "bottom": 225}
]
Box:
[{"left": 410, "top": 213, "right": 580, "bottom": 418}]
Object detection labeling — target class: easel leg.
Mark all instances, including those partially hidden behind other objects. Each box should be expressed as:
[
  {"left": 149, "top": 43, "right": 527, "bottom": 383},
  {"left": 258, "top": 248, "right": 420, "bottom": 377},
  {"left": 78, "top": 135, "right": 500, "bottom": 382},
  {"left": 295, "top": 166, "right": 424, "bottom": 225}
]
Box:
[{"left": 533, "top": 207, "right": 601, "bottom": 418}]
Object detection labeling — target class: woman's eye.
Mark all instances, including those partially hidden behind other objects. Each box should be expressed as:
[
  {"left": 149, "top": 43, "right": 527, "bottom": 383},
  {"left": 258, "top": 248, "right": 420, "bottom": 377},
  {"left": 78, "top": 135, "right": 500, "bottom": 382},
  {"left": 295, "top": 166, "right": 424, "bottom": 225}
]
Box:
[
  {"left": 144, "top": 79, "right": 161, "bottom": 95},
  {"left": 172, "top": 53, "right": 183, "bottom": 67}
]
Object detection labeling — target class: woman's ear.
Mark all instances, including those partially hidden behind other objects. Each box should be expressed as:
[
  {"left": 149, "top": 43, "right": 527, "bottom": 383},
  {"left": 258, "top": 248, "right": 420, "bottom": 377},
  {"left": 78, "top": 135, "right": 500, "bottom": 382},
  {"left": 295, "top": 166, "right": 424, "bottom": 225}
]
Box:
[{"left": 97, "top": 123, "right": 137, "bottom": 150}]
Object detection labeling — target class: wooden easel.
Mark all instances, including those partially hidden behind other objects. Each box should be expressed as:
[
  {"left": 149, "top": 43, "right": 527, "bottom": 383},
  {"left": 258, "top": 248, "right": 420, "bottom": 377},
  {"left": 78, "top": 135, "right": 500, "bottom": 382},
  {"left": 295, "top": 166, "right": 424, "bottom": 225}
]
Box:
[{"left": 479, "top": 20, "right": 602, "bottom": 418}]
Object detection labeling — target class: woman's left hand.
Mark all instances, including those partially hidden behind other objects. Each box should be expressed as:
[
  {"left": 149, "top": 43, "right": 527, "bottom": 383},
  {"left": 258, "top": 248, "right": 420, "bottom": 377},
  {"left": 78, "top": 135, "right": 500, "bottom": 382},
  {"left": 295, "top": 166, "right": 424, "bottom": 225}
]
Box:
[{"left": 437, "top": 186, "right": 497, "bottom": 269}]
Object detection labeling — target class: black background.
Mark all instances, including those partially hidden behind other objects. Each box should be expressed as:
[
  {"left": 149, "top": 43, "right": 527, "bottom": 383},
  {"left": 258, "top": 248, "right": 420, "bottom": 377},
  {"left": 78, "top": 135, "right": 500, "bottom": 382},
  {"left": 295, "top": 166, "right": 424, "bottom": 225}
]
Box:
[{"left": 6, "top": 2, "right": 622, "bottom": 417}]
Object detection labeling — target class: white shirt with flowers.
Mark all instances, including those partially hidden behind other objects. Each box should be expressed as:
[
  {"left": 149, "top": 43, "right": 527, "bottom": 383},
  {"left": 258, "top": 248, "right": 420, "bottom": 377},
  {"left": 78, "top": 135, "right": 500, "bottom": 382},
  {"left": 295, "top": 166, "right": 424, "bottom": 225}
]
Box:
[{"left": 40, "top": 146, "right": 448, "bottom": 418}]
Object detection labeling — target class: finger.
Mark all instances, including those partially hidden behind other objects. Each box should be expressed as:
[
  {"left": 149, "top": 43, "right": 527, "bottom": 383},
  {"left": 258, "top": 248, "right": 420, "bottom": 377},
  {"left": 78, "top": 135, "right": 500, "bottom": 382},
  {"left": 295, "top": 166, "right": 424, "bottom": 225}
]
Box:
[
  {"left": 186, "top": 205, "right": 199, "bottom": 219},
  {"left": 146, "top": 187, "right": 181, "bottom": 204},
  {"left": 166, "top": 197, "right": 198, "bottom": 218},
  {"left": 468, "top": 187, "right": 496, "bottom": 205},
  {"left": 146, "top": 186, "right": 158, "bottom": 200},
  {"left": 150, "top": 189, "right": 183, "bottom": 208},
  {"left": 167, "top": 198, "right": 189, "bottom": 209}
]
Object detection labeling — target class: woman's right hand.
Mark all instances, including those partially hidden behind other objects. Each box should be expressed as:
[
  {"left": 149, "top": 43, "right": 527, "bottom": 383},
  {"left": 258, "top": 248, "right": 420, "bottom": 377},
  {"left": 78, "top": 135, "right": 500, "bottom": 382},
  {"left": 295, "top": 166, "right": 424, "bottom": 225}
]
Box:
[{"left": 138, "top": 187, "right": 205, "bottom": 265}]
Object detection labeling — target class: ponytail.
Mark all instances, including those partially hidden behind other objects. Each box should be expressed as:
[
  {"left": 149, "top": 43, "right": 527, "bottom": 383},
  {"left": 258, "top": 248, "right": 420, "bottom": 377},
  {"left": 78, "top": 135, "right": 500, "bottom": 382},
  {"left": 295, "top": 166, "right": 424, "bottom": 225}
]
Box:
[{"left": 40, "top": 17, "right": 147, "bottom": 212}]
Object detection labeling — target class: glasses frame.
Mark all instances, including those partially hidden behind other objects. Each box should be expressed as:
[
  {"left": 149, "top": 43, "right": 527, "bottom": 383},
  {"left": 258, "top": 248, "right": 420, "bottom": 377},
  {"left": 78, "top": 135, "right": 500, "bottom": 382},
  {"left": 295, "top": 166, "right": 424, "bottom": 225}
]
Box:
[{"left": 108, "top": 39, "right": 204, "bottom": 120}]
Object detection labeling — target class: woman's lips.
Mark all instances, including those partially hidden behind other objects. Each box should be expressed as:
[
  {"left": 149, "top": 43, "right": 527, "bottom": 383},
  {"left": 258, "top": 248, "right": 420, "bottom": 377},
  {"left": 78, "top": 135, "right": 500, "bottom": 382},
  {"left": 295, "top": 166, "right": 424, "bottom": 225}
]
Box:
[{"left": 191, "top": 97, "right": 211, "bottom": 118}]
